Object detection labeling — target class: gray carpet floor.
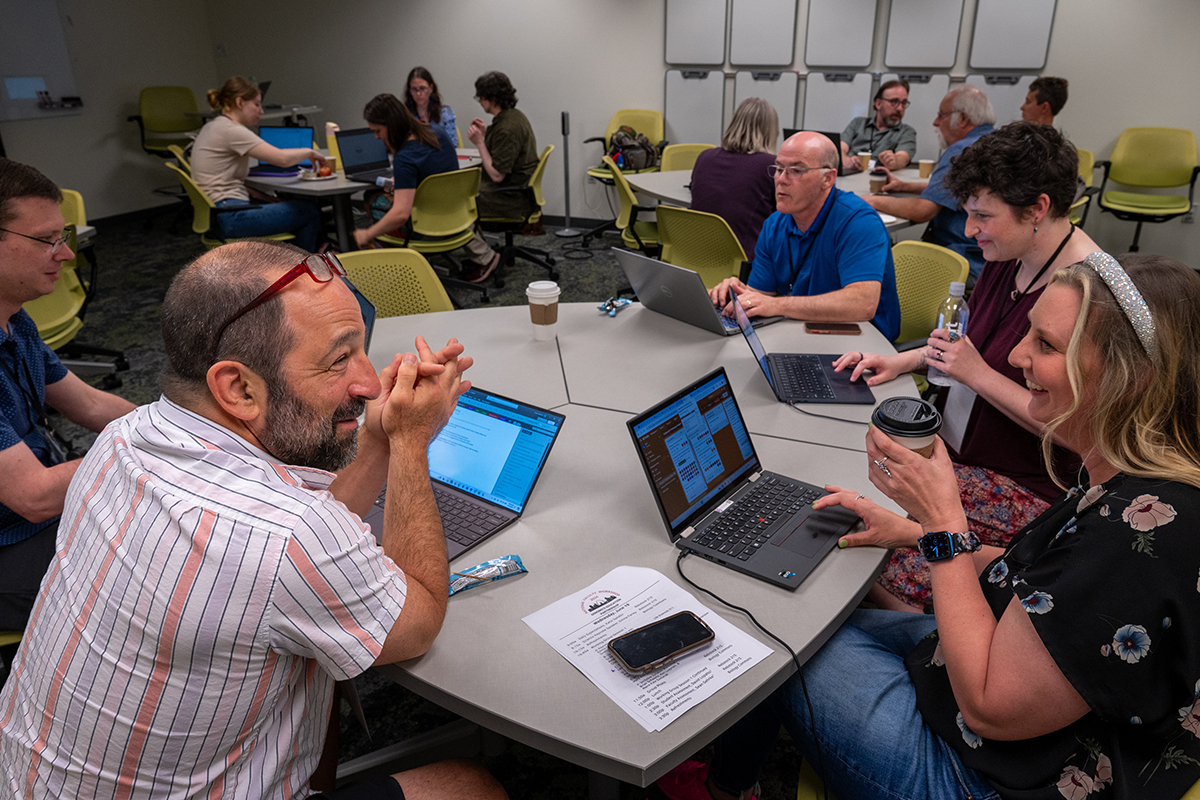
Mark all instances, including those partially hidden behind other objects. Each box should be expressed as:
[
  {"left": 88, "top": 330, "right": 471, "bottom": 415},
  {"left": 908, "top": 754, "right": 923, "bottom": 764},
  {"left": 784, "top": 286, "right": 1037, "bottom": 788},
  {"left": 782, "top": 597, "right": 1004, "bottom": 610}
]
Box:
[{"left": 49, "top": 210, "right": 805, "bottom": 799}]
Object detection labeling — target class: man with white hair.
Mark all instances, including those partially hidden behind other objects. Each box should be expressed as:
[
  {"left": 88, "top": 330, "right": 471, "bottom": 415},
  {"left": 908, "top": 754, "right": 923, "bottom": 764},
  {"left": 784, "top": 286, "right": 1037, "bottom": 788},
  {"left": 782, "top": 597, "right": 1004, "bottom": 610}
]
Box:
[{"left": 864, "top": 86, "right": 996, "bottom": 284}]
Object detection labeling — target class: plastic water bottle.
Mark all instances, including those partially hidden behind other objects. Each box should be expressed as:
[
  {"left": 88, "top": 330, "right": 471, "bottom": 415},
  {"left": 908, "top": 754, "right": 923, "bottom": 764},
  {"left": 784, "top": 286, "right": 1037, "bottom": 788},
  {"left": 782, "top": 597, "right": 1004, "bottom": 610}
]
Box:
[{"left": 927, "top": 281, "right": 969, "bottom": 387}]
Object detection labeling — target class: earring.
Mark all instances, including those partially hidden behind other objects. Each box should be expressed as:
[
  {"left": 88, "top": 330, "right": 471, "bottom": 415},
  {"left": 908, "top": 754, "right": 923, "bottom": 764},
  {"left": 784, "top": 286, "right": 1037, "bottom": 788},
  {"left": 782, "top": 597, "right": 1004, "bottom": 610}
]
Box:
[{"left": 1033, "top": 226, "right": 1038, "bottom": 234}]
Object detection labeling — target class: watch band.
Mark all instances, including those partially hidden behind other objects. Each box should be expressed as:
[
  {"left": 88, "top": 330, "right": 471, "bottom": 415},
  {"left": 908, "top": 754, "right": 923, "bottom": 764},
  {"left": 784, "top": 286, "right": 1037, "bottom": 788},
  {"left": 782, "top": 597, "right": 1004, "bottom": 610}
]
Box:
[{"left": 918, "top": 530, "right": 981, "bottom": 562}]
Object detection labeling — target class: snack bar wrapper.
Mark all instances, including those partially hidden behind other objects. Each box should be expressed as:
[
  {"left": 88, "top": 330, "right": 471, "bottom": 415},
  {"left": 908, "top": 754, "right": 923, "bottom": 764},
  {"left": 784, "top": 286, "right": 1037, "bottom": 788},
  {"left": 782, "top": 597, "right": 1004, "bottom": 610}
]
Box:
[{"left": 448, "top": 555, "right": 527, "bottom": 596}]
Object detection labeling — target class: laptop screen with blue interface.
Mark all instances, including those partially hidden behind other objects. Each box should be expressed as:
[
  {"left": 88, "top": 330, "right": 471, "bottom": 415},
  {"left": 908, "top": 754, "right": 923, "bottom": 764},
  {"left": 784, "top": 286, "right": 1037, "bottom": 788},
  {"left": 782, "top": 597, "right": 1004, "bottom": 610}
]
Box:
[
  {"left": 427, "top": 388, "right": 565, "bottom": 513},
  {"left": 629, "top": 371, "right": 758, "bottom": 530},
  {"left": 258, "top": 126, "right": 313, "bottom": 167}
]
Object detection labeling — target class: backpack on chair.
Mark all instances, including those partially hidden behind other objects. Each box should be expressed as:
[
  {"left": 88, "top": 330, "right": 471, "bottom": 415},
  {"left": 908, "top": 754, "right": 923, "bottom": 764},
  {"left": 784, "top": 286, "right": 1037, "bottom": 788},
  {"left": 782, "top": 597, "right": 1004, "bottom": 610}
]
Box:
[{"left": 607, "top": 125, "right": 659, "bottom": 171}]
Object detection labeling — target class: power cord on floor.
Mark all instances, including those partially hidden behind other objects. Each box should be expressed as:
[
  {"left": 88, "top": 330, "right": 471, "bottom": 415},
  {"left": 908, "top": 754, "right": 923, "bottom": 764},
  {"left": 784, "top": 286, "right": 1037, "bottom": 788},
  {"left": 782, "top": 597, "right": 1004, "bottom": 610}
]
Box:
[{"left": 675, "top": 550, "right": 828, "bottom": 800}]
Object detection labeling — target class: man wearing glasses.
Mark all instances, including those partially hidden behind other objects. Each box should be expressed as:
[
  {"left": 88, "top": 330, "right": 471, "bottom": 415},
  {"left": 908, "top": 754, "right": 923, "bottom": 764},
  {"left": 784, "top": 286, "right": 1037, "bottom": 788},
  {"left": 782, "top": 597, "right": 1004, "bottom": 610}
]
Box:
[
  {"left": 840, "top": 80, "right": 917, "bottom": 173},
  {"left": 0, "top": 240, "right": 506, "bottom": 800},
  {"left": 0, "top": 159, "right": 135, "bottom": 642},
  {"left": 709, "top": 132, "right": 900, "bottom": 341}
]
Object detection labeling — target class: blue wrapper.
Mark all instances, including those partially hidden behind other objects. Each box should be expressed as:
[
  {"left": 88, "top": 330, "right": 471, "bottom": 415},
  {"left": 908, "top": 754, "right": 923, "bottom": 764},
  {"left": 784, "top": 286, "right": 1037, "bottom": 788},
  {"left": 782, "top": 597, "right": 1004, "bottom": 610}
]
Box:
[{"left": 449, "top": 554, "right": 527, "bottom": 596}]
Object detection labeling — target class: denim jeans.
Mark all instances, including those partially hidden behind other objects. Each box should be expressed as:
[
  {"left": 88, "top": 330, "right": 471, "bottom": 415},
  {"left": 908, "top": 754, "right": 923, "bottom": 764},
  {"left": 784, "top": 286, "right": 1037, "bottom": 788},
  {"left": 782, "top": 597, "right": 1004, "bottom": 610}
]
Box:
[
  {"left": 214, "top": 197, "right": 322, "bottom": 252},
  {"left": 710, "top": 609, "right": 1000, "bottom": 800}
]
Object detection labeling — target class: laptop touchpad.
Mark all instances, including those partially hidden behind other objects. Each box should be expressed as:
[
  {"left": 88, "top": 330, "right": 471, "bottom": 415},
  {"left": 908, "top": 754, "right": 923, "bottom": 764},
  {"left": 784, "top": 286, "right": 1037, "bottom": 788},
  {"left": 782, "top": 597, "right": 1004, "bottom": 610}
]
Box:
[{"left": 774, "top": 507, "right": 858, "bottom": 556}]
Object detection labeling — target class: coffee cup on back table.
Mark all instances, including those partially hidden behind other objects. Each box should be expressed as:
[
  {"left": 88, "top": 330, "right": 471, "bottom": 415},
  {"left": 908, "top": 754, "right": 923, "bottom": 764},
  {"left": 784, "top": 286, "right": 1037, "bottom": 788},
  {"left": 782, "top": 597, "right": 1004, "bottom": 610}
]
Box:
[
  {"left": 526, "top": 281, "right": 561, "bottom": 341},
  {"left": 857, "top": 152, "right": 871, "bottom": 171},
  {"left": 918, "top": 159, "right": 935, "bottom": 179},
  {"left": 871, "top": 397, "right": 942, "bottom": 458}
]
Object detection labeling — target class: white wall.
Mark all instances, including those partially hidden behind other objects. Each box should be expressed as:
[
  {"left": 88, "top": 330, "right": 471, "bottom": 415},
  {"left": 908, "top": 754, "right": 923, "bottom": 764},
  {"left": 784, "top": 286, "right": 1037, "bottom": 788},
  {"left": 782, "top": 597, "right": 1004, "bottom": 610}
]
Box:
[{"left": 0, "top": 0, "right": 218, "bottom": 219}]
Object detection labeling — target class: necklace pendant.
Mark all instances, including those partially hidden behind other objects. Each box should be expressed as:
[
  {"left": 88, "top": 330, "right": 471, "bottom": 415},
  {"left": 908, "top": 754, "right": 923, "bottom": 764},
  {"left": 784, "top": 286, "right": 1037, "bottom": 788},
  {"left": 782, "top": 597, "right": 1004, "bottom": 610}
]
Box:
[{"left": 1010, "top": 288, "right": 1019, "bottom": 301}]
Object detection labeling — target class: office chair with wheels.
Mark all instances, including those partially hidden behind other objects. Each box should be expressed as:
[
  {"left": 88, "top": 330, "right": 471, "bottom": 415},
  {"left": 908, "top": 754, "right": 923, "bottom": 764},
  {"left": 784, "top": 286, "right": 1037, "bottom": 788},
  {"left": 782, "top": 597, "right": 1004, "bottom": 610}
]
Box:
[
  {"left": 127, "top": 86, "right": 204, "bottom": 159},
  {"left": 602, "top": 155, "right": 659, "bottom": 256},
  {"left": 165, "top": 162, "right": 295, "bottom": 249},
  {"left": 581, "top": 109, "right": 666, "bottom": 245},
  {"left": 339, "top": 249, "right": 454, "bottom": 316},
  {"left": 377, "top": 167, "right": 489, "bottom": 304},
  {"left": 166, "top": 144, "right": 191, "bottom": 173},
  {"left": 891, "top": 240, "right": 970, "bottom": 347},
  {"left": 478, "top": 145, "right": 559, "bottom": 283},
  {"left": 1097, "top": 127, "right": 1199, "bottom": 251},
  {"left": 660, "top": 143, "right": 715, "bottom": 171},
  {"left": 656, "top": 205, "right": 747, "bottom": 290}
]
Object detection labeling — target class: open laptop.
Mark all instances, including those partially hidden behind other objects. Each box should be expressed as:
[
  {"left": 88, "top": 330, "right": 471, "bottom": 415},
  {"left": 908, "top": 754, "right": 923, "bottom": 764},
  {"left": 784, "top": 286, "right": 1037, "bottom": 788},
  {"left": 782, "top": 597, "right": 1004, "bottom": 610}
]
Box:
[
  {"left": 783, "top": 128, "right": 843, "bottom": 177},
  {"left": 258, "top": 80, "right": 282, "bottom": 110},
  {"left": 336, "top": 127, "right": 392, "bottom": 183},
  {"left": 627, "top": 367, "right": 857, "bottom": 589},
  {"left": 615, "top": 249, "right": 783, "bottom": 336},
  {"left": 253, "top": 126, "right": 313, "bottom": 174},
  {"left": 733, "top": 294, "right": 875, "bottom": 405},
  {"left": 364, "top": 387, "right": 566, "bottom": 559}
]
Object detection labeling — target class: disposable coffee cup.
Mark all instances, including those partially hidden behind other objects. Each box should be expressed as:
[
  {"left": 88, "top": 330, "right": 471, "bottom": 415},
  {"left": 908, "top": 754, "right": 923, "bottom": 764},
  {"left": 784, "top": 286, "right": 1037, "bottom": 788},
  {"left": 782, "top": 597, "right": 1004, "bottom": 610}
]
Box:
[
  {"left": 868, "top": 168, "right": 888, "bottom": 194},
  {"left": 325, "top": 154, "right": 338, "bottom": 172},
  {"left": 857, "top": 152, "right": 871, "bottom": 171},
  {"left": 918, "top": 159, "right": 935, "bottom": 178},
  {"left": 871, "top": 397, "right": 942, "bottom": 458},
  {"left": 526, "top": 280, "right": 561, "bottom": 341}
]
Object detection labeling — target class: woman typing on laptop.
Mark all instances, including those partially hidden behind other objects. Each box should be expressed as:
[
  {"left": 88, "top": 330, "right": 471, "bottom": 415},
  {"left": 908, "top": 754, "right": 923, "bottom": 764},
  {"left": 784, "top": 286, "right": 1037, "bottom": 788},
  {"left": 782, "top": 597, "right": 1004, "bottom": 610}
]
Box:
[{"left": 190, "top": 76, "right": 325, "bottom": 251}]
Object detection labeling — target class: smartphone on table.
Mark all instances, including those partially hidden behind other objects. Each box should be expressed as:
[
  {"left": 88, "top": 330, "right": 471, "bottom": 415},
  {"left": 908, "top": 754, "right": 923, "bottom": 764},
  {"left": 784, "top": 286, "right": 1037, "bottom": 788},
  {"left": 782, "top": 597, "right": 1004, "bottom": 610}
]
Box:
[
  {"left": 804, "top": 321, "right": 862, "bottom": 335},
  {"left": 607, "top": 611, "right": 715, "bottom": 675}
]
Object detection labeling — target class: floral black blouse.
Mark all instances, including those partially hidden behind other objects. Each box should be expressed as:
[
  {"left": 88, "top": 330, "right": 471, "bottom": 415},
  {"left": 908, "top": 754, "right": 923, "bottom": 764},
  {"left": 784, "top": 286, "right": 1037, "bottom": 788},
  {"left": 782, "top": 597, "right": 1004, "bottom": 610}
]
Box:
[{"left": 906, "top": 475, "right": 1200, "bottom": 799}]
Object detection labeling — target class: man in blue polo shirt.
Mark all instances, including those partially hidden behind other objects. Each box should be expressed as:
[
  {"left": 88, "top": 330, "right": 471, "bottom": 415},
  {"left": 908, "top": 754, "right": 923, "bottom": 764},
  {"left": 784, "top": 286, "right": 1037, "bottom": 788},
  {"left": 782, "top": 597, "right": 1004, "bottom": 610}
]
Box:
[
  {"left": 0, "top": 159, "right": 135, "bottom": 637},
  {"left": 710, "top": 131, "right": 900, "bottom": 341},
  {"left": 863, "top": 86, "right": 996, "bottom": 285}
]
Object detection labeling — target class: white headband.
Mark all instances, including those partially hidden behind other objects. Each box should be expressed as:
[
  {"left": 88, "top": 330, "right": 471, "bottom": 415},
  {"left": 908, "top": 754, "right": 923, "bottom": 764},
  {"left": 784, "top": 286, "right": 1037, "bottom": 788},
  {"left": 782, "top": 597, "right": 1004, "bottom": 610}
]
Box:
[{"left": 1083, "top": 251, "right": 1158, "bottom": 363}]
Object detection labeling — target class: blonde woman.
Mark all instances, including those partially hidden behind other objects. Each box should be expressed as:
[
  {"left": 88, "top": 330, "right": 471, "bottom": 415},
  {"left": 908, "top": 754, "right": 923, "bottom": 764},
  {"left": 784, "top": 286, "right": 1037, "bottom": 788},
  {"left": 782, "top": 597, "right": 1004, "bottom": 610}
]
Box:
[
  {"left": 190, "top": 77, "right": 325, "bottom": 250},
  {"left": 689, "top": 97, "right": 779, "bottom": 257}
]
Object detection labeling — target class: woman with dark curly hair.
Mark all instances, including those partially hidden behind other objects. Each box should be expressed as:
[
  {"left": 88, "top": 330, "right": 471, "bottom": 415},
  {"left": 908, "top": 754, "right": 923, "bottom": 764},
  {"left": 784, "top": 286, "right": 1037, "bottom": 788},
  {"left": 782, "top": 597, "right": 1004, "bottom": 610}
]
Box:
[
  {"left": 460, "top": 71, "right": 539, "bottom": 283},
  {"left": 832, "top": 121, "right": 1099, "bottom": 612},
  {"left": 404, "top": 66, "right": 457, "bottom": 145}
]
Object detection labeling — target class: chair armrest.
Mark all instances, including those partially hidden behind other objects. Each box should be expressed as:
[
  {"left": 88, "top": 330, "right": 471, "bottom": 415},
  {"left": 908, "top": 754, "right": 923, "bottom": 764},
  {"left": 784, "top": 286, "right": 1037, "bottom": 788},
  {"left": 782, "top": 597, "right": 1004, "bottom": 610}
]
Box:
[
  {"left": 1096, "top": 160, "right": 1112, "bottom": 198},
  {"left": 583, "top": 136, "right": 605, "bottom": 146},
  {"left": 127, "top": 114, "right": 143, "bottom": 123},
  {"left": 1189, "top": 166, "right": 1200, "bottom": 206}
]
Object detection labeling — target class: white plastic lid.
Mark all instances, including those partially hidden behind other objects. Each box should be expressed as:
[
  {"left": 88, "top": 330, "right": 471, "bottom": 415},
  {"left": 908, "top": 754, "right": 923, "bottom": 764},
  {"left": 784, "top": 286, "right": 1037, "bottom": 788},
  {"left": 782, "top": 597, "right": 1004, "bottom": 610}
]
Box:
[
  {"left": 948, "top": 281, "right": 966, "bottom": 297},
  {"left": 526, "top": 281, "right": 560, "bottom": 299}
]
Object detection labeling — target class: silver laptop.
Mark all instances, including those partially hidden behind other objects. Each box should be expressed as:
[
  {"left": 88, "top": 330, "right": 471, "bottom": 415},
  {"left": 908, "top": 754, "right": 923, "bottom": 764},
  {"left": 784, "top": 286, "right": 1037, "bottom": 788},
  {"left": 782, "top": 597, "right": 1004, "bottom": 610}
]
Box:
[
  {"left": 615, "top": 249, "right": 783, "bottom": 336},
  {"left": 335, "top": 127, "right": 392, "bottom": 183}
]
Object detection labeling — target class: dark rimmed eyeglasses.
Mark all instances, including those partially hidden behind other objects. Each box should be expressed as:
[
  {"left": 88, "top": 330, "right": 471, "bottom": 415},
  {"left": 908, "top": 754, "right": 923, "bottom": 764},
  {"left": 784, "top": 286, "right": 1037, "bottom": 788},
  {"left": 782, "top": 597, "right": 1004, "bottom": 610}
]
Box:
[
  {"left": 0, "top": 227, "right": 71, "bottom": 256},
  {"left": 880, "top": 97, "right": 911, "bottom": 108},
  {"left": 215, "top": 252, "right": 346, "bottom": 347}
]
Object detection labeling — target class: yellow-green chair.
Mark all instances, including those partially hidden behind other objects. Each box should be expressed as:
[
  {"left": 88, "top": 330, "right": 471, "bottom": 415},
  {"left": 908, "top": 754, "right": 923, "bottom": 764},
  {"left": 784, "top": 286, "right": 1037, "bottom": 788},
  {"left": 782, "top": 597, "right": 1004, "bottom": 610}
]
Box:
[
  {"left": 377, "top": 167, "right": 488, "bottom": 303},
  {"left": 165, "top": 162, "right": 295, "bottom": 250},
  {"left": 338, "top": 249, "right": 453, "bottom": 317},
  {"left": 58, "top": 189, "right": 97, "bottom": 279},
  {"left": 1097, "top": 127, "right": 1199, "bottom": 251},
  {"left": 478, "top": 146, "right": 559, "bottom": 282},
  {"left": 602, "top": 155, "right": 659, "bottom": 256},
  {"left": 891, "top": 240, "right": 970, "bottom": 347},
  {"left": 796, "top": 759, "right": 838, "bottom": 800},
  {"left": 582, "top": 109, "right": 665, "bottom": 245},
  {"left": 455, "top": 125, "right": 463, "bottom": 148},
  {"left": 660, "top": 143, "right": 715, "bottom": 171},
  {"left": 1067, "top": 194, "right": 1090, "bottom": 228},
  {"left": 1071, "top": 147, "right": 1096, "bottom": 227},
  {"left": 0, "top": 632, "right": 21, "bottom": 648},
  {"left": 127, "top": 86, "right": 203, "bottom": 159},
  {"left": 166, "top": 144, "right": 191, "bottom": 173},
  {"left": 656, "top": 205, "right": 747, "bottom": 290}
]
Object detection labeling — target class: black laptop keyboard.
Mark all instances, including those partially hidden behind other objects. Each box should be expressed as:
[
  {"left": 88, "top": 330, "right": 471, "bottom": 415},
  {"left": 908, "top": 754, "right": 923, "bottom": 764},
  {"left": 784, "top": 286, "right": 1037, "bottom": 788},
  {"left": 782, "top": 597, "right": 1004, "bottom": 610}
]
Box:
[
  {"left": 774, "top": 354, "right": 835, "bottom": 400},
  {"left": 434, "top": 485, "right": 507, "bottom": 547},
  {"left": 691, "top": 477, "right": 822, "bottom": 561}
]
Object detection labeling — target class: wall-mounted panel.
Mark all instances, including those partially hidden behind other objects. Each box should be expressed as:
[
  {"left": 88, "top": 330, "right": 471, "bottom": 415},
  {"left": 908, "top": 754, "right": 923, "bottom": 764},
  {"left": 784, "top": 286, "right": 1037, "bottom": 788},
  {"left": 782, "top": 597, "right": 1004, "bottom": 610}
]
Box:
[
  {"left": 665, "top": 70, "right": 726, "bottom": 147},
  {"left": 804, "top": 0, "right": 876, "bottom": 68},
  {"left": 666, "top": 0, "right": 727, "bottom": 65},
  {"left": 799, "top": 71, "right": 872, "bottom": 132},
  {"left": 969, "top": 0, "right": 1056, "bottom": 70},
  {"left": 733, "top": 71, "right": 799, "bottom": 141},
  {"left": 965, "top": 73, "right": 1037, "bottom": 126},
  {"left": 730, "top": 0, "right": 797, "bottom": 66},
  {"left": 881, "top": 72, "right": 951, "bottom": 161},
  {"left": 884, "top": 0, "right": 963, "bottom": 70}
]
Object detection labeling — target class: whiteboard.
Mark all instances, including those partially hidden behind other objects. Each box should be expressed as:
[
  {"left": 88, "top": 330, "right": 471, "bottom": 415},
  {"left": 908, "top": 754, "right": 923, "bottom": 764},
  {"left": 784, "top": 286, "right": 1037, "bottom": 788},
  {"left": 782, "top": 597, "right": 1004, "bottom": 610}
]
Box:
[
  {"left": 882, "top": 73, "right": 951, "bottom": 161},
  {"left": 970, "top": 0, "right": 1057, "bottom": 70},
  {"left": 733, "top": 72, "right": 799, "bottom": 138},
  {"left": 884, "top": 0, "right": 963, "bottom": 69},
  {"left": 0, "top": 0, "right": 80, "bottom": 122},
  {"left": 805, "top": 0, "right": 877, "bottom": 68},
  {"left": 800, "top": 72, "right": 872, "bottom": 132},
  {"left": 665, "top": 0, "right": 727, "bottom": 66},
  {"left": 665, "top": 70, "right": 726, "bottom": 147},
  {"left": 965, "top": 73, "right": 1037, "bottom": 126},
  {"left": 730, "top": 0, "right": 797, "bottom": 66}
]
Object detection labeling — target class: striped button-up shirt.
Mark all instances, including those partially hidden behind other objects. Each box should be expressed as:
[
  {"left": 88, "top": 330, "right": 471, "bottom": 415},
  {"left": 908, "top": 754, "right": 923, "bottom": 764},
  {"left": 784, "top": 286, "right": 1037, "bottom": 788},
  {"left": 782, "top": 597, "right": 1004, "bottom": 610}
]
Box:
[{"left": 0, "top": 398, "right": 407, "bottom": 798}]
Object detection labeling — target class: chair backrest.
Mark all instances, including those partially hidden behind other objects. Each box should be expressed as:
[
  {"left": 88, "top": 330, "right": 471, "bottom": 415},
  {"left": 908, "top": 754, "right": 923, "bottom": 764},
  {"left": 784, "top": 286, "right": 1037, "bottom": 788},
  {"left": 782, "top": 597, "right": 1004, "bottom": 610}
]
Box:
[
  {"left": 602, "top": 155, "right": 638, "bottom": 229},
  {"left": 165, "top": 161, "right": 213, "bottom": 235},
  {"left": 139, "top": 86, "right": 202, "bottom": 133},
  {"left": 1109, "top": 127, "right": 1199, "bottom": 188},
  {"left": 455, "top": 125, "right": 463, "bottom": 148},
  {"left": 528, "top": 145, "right": 555, "bottom": 212},
  {"left": 59, "top": 190, "right": 87, "bottom": 228},
  {"left": 410, "top": 167, "right": 481, "bottom": 238},
  {"left": 1068, "top": 194, "right": 1089, "bottom": 226},
  {"left": 891, "top": 240, "right": 970, "bottom": 344},
  {"left": 338, "top": 249, "right": 454, "bottom": 316},
  {"left": 605, "top": 109, "right": 664, "bottom": 147},
  {"left": 167, "top": 144, "right": 191, "bottom": 173},
  {"left": 660, "top": 143, "right": 715, "bottom": 171},
  {"left": 1076, "top": 147, "right": 1095, "bottom": 188},
  {"left": 656, "top": 206, "right": 747, "bottom": 290}
]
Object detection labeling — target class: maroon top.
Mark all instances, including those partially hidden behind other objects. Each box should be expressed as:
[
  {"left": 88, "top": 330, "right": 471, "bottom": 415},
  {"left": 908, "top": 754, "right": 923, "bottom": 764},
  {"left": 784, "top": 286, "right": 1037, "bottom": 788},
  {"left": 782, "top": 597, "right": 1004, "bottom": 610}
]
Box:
[
  {"left": 688, "top": 148, "right": 777, "bottom": 258},
  {"left": 947, "top": 259, "right": 1080, "bottom": 501}
]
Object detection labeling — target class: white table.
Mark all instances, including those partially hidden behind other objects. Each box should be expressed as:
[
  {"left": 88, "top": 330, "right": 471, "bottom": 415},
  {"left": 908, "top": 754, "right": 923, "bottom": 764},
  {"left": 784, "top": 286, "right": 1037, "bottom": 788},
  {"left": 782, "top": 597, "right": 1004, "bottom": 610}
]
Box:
[
  {"left": 368, "top": 303, "right": 915, "bottom": 793},
  {"left": 244, "top": 172, "right": 371, "bottom": 252}
]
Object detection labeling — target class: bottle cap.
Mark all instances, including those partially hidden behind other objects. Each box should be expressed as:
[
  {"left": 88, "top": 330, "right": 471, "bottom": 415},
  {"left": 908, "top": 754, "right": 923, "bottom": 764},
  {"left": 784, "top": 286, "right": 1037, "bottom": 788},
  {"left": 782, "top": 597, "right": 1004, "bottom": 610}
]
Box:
[{"left": 948, "top": 281, "right": 965, "bottom": 297}]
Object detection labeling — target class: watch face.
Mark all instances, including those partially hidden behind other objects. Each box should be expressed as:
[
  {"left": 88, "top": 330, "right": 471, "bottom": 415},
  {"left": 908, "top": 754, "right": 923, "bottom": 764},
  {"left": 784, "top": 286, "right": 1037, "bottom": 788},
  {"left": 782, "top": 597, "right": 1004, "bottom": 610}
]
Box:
[{"left": 921, "top": 531, "right": 955, "bottom": 561}]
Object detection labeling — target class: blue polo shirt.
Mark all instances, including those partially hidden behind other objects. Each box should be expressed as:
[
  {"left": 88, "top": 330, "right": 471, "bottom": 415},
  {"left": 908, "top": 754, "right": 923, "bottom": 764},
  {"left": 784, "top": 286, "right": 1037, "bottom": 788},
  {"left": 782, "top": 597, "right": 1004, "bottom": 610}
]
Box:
[
  {"left": 749, "top": 187, "right": 900, "bottom": 341},
  {"left": 392, "top": 126, "right": 459, "bottom": 191},
  {"left": 921, "top": 123, "right": 994, "bottom": 282},
  {"left": 0, "top": 309, "right": 68, "bottom": 546}
]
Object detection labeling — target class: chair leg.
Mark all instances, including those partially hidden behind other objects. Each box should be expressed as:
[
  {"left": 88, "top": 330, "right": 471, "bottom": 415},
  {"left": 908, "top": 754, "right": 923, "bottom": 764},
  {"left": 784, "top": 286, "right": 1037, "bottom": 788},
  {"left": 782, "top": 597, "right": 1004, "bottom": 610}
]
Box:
[
  {"left": 580, "top": 218, "right": 616, "bottom": 247},
  {"left": 1129, "top": 220, "right": 1144, "bottom": 252}
]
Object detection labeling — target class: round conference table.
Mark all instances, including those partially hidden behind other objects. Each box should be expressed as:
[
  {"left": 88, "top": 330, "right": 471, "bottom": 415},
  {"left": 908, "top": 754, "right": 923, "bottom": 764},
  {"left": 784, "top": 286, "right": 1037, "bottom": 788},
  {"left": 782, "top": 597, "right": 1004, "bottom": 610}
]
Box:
[{"left": 367, "top": 303, "right": 918, "bottom": 796}]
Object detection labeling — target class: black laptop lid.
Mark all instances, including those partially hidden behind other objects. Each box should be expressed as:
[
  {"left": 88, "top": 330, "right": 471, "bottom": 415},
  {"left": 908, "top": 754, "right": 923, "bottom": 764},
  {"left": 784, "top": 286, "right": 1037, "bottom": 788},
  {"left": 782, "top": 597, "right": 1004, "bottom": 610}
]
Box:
[
  {"left": 627, "top": 368, "right": 760, "bottom": 538},
  {"left": 783, "top": 128, "right": 843, "bottom": 177},
  {"left": 336, "top": 128, "right": 389, "bottom": 172}
]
